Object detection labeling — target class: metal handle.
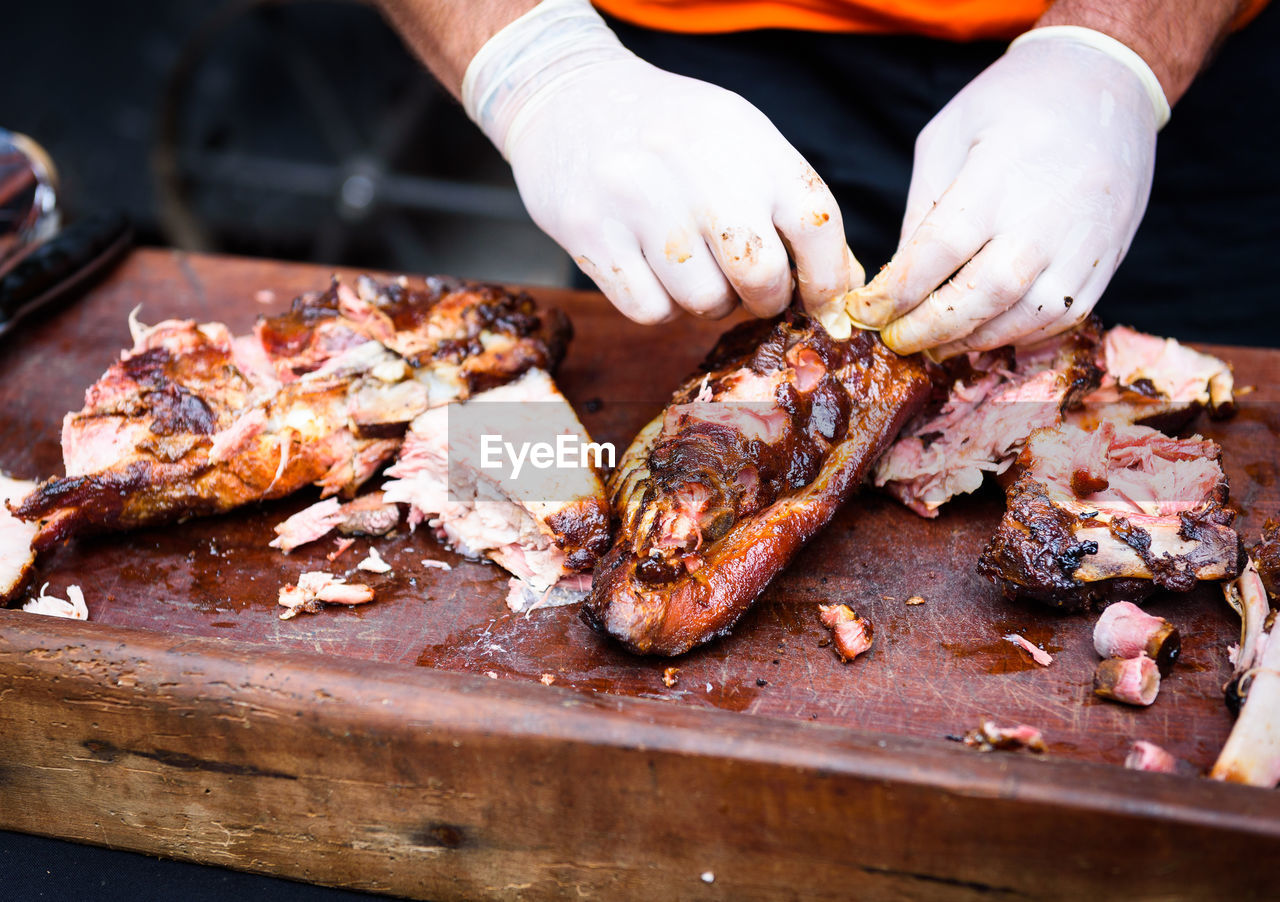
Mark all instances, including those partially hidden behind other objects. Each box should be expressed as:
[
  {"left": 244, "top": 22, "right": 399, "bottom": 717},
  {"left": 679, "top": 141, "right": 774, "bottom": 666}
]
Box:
[{"left": 0, "top": 130, "right": 60, "bottom": 268}]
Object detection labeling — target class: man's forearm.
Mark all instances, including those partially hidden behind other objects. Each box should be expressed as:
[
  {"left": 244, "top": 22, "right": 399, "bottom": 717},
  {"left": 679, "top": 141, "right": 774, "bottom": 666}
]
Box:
[
  {"left": 1035, "top": 0, "right": 1248, "bottom": 105},
  {"left": 373, "top": 0, "right": 539, "bottom": 100}
]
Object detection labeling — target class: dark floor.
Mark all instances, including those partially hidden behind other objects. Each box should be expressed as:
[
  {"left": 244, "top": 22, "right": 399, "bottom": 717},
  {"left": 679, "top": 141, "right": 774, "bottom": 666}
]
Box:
[{"left": 2, "top": 830, "right": 385, "bottom": 901}]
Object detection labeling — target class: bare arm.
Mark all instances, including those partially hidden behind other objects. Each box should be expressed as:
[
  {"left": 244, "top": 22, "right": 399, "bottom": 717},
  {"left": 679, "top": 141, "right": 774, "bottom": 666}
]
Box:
[
  {"left": 372, "top": 0, "right": 539, "bottom": 100},
  {"left": 1035, "top": 0, "right": 1250, "bottom": 104}
]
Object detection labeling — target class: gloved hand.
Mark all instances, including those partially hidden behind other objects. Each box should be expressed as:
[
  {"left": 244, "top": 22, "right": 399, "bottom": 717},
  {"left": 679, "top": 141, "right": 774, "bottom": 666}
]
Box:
[
  {"left": 462, "top": 0, "right": 861, "bottom": 327},
  {"left": 847, "top": 26, "right": 1168, "bottom": 357}
]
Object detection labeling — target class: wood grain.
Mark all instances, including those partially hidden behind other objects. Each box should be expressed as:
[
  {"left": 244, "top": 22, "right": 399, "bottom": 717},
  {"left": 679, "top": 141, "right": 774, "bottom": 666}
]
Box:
[{"left": 1, "top": 248, "right": 1278, "bottom": 898}]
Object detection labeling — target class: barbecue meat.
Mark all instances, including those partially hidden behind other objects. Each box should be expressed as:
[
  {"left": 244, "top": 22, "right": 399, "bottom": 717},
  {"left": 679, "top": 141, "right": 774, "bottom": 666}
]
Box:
[
  {"left": 270, "top": 491, "right": 401, "bottom": 552},
  {"left": 383, "top": 367, "right": 611, "bottom": 591},
  {"left": 13, "top": 276, "right": 569, "bottom": 549},
  {"left": 0, "top": 474, "right": 40, "bottom": 603},
  {"left": 873, "top": 319, "right": 1102, "bottom": 517},
  {"left": 1068, "top": 325, "right": 1235, "bottom": 431},
  {"left": 1254, "top": 519, "right": 1280, "bottom": 599},
  {"left": 876, "top": 321, "right": 1235, "bottom": 519},
  {"left": 978, "top": 422, "right": 1240, "bottom": 610},
  {"left": 584, "top": 315, "right": 930, "bottom": 655}
]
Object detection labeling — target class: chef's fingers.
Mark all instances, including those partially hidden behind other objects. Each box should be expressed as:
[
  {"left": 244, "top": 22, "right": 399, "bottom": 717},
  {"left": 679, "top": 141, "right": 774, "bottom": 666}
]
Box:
[
  {"left": 936, "top": 227, "right": 1115, "bottom": 355},
  {"left": 1008, "top": 234, "right": 1121, "bottom": 345},
  {"left": 879, "top": 233, "right": 1048, "bottom": 355},
  {"left": 843, "top": 161, "right": 993, "bottom": 329},
  {"left": 702, "top": 212, "right": 794, "bottom": 318},
  {"left": 641, "top": 223, "right": 736, "bottom": 319},
  {"left": 899, "top": 114, "right": 972, "bottom": 245},
  {"left": 773, "top": 166, "right": 863, "bottom": 313},
  {"left": 571, "top": 224, "right": 680, "bottom": 325},
  {"left": 1010, "top": 255, "right": 1116, "bottom": 346},
  {"left": 928, "top": 253, "right": 1103, "bottom": 358}
]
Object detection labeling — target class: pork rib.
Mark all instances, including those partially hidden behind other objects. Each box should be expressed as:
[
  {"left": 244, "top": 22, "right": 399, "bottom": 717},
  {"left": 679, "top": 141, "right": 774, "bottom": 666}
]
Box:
[
  {"left": 978, "top": 422, "right": 1241, "bottom": 610},
  {"left": 13, "top": 275, "right": 569, "bottom": 549},
  {"left": 584, "top": 316, "right": 930, "bottom": 655}
]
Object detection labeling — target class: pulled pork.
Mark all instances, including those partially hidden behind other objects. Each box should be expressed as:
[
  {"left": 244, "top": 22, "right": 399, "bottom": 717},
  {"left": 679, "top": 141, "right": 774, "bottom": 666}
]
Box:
[
  {"left": 877, "top": 321, "right": 1235, "bottom": 519},
  {"left": 874, "top": 320, "right": 1102, "bottom": 517},
  {"left": 382, "top": 367, "right": 611, "bottom": 593}
]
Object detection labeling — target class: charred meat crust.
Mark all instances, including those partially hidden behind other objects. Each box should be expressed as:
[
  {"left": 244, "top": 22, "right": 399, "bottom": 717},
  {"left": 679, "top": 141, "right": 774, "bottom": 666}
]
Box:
[
  {"left": 1255, "top": 519, "right": 1280, "bottom": 599},
  {"left": 1055, "top": 316, "right": 1107, "bottom": 409},
  {"left": 260, "top": 275, "right": 570, "bottom": 379},
  {"left": 977, "top": 479, "right": 1159, "bottom": 610},
  {"left": 584, "top": 321, "right": 930, "bottom": 655},
  {"left": 546, "top": 498, "right": 613, "bottom": 572}
]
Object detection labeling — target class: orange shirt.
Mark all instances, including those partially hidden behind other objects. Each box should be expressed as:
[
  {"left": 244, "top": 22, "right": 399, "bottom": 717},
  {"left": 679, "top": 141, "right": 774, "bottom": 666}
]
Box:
[{"left": 594, "top": 0, "right": 1269, "bottom": 43}]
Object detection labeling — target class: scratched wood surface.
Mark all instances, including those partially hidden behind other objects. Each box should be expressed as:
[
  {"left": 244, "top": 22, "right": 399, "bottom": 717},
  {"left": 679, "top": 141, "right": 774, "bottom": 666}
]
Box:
[{"left": 1, "top": 248, "right": 1278, "bottom": 899}]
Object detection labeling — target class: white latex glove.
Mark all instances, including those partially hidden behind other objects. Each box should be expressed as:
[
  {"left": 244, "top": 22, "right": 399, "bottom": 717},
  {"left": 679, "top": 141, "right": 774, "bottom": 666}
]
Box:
[
  {"left": 847, "top": 26, "right": 1168, "bottom": 357},
  {"left": 462, "top": 0, "right": 861, "bottom": 327}
]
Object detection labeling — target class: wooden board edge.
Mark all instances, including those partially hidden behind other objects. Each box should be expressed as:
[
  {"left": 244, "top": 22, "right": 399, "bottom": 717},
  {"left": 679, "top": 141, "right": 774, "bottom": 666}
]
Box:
[{"left": 3, "top": 610, "right": 1279, "bottom": 900}]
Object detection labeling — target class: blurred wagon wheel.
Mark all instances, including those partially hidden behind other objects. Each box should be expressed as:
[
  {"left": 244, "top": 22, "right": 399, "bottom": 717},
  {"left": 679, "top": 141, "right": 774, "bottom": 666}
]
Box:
[{"left": 153, "top": 0, "right": 530, "bottom": 269}]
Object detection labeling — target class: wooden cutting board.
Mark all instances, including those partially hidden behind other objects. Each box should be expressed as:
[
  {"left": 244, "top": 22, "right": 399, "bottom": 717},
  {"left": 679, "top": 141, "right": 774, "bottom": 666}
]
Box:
[{"left": 1, "top": 248, "right": 1278, "bottom": 900}]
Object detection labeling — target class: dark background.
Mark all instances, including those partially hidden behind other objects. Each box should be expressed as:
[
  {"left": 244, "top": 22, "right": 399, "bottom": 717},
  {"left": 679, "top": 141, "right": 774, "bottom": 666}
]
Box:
[
  {"left": 3, "top": 0, "right": 571, "bottom": 290},
  {"left": 3, "top": 1, "right": 1279, "bottom": 899}
]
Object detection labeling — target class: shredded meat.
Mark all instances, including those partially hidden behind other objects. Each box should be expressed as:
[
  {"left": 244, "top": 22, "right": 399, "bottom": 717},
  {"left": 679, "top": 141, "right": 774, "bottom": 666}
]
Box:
[
  {"left": 874, "top": 319, "right": 1102, "bottom": 517},
  {"left": 271, "top": 491, "right": 401, "bottom": 552},
  {"left": 21, "top": 583, "right": 88, "bottom": 620},
  {"left": 819, "top": 603, "right": 875, "bottom": 662},
  {"left": 876, "top": 321, "right": 1235, "bottom": 519},
  {"left": 959, "top": 721, "right": 1047, "bottom": 754},
  {"left": 382, "top": 368, "right": 611, "bottom": 592},
  {"left": 1004, "top": 632, "right": 1052, "bottom": 666},
  {"left": 277, "top": 571, "right": 375, "bottom": 620}
]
